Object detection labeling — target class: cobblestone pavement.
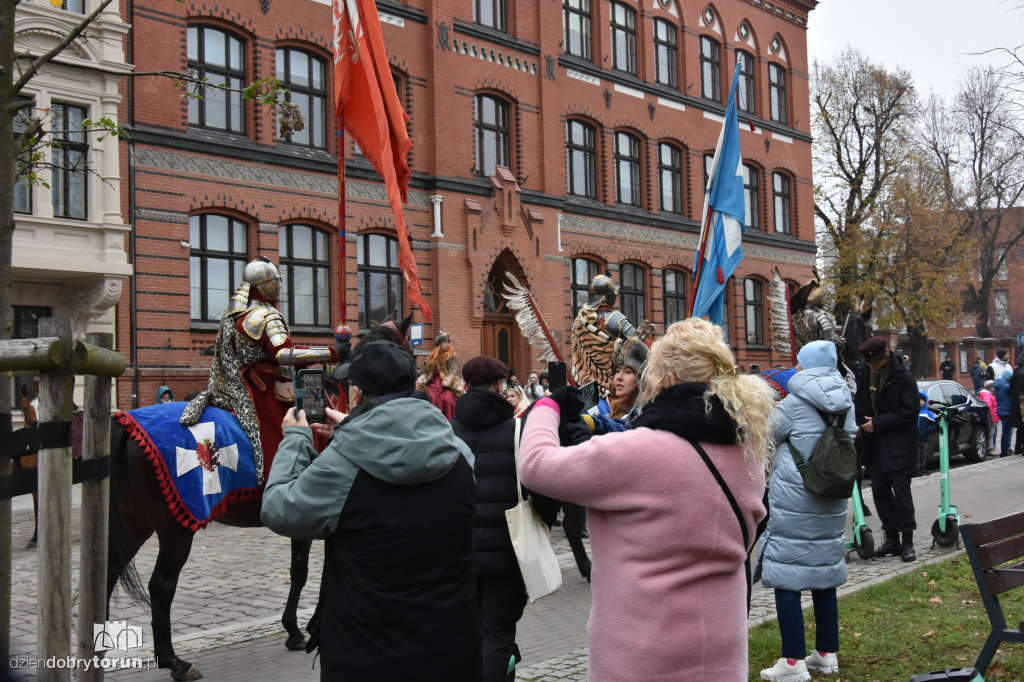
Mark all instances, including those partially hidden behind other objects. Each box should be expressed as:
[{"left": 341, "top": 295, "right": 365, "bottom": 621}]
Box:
[{"left": 7, "top": 453, "right": 1024, "bottom": 681}]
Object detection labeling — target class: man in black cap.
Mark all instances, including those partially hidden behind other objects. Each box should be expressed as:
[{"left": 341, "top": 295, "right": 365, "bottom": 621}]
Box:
[
  {"left": 261, "top": 340, "right": 482, "bottom": 681},
  {"left": 856, "top": 336, "right": 920, "bottom": 562},
  {"left": 452, "top": 355, "right": 552, "bottom": 682}
]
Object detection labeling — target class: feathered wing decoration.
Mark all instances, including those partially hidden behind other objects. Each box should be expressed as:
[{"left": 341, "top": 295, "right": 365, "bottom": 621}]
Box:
[
  {"left": 768, "top": 268, "right": 796, "bottom": 364},
  {"left": 502, "top": 271, "right": 562, "bottom": 365}
]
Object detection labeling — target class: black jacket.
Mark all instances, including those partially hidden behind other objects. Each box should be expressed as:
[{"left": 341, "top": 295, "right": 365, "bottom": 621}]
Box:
[
  {"left": 1009, "top": 360, "right": 1024, "bottom": 430},
  {"left": 452, "top": 388, "right": 522, "bottom": 575},
  {"left": 855, "top": 353, "right": 919, "bottom": 471}
]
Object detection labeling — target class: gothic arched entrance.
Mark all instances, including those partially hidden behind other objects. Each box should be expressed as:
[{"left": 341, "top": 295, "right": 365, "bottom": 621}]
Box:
[{"left": 481, "top": 251, "right": 527, "bottom": 371}]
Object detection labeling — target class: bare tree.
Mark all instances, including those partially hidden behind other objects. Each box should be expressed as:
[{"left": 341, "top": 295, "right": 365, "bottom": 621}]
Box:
[
  {"left": 811, "top": 48, "right": 919, "bottom": 316},
  {"left": 921, "top": 67, "right": 1024, "bottom": 338}
]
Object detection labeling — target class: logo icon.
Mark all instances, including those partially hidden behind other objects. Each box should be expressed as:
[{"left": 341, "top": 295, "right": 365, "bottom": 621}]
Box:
[{"left": 93, "top": 621, "right": 144, "bottom": 652}]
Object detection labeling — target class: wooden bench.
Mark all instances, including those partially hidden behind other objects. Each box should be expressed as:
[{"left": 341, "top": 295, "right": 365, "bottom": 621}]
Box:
[{"left": 960, "top": 510, "right": 1024, "bottom": 676}]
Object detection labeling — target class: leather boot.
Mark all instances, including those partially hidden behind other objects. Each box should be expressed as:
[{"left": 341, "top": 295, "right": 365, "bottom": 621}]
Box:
[
  {"left": 901, "top": 532, "right": 916, "bottom": 562},
  {"left": 874, "top": 532, "right": 900, "bottom": 558}
]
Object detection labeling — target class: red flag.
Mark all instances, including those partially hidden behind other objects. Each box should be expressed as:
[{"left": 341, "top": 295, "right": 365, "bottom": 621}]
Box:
[{"left": 333, "top": 0, "right": 432, "bottom": 321}]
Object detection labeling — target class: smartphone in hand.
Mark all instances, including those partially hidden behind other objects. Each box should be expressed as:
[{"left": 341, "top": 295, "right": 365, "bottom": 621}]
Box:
[
  {"left": 296, "top": 369, "right": 327, "bottom": 424},
  {"left": 547, "top": 361, "right": 568, "bottom": 391}
]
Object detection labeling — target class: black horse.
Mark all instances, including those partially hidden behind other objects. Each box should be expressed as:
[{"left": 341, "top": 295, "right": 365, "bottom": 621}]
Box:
[{"left": 106, "top": 316, "right": 414, "bottom": 681}]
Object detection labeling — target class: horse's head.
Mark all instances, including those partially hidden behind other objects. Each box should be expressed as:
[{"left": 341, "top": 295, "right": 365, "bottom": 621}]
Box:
[{"left": 360, "top": 313, "right": 414, "bottom": 353}]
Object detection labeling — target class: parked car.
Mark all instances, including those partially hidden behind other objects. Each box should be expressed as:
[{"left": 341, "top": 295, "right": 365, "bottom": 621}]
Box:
[{"left": 917, "top": 380, "right": 991, "bottom": 464}]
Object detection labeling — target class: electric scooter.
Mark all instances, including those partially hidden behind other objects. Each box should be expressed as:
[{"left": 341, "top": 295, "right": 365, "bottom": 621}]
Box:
[
  {"left": 845, "top": 479, "right": 874, "bottom": 560},
  {"left": 928, "top": 400, "right": 963, "bottom": 549}
]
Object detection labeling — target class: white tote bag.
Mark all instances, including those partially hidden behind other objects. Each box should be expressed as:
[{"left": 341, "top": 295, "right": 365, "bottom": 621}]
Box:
[{"left": 505, "top": 418, "right": 562, "bottom": 602}]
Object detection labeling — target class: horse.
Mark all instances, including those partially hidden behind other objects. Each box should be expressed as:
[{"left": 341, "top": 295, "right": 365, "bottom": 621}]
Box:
[{"left": 106, "top": 316, "right": 413, "bottom": 681}]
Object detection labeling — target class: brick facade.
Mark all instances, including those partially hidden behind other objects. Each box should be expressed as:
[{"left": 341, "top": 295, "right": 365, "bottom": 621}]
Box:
[{"left": 118, "top": 0, "right": 818, "bottom": 408}]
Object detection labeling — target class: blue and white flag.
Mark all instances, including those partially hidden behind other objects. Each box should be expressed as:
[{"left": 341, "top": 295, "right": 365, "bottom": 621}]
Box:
[{"left": 691, "top": 66, "right": 745, "bottom": 325}]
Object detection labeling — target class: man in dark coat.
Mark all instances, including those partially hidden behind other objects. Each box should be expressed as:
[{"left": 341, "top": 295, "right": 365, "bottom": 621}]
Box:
[
  {"left": 939, "top": 356, "right": 955, "bottom": 380},
  {"left": 261, "top": 341, "right": 481, "bottom": 681},
  {"left": 452, "top": 355, "right": 555, "bottom": 682},
  {"left": 857, "top": 336, "right": 920, "bottom": 562},
  {"left": 1009, "top": 353, "right": 1024, "bottom": 454},
  {"left": 970, "top": 358, "right": 985, "bottom": 396}
]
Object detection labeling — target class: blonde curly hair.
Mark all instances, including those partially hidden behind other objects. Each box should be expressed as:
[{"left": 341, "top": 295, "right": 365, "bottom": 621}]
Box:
[{"left": 637, "top": 318, "right": 776, "bottom": 472}]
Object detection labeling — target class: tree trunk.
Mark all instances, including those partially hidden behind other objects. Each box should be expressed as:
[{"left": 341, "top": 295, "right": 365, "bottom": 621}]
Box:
[
  {"left": 0, "top": 0, "right": 19, "bottom": 664},
  {"left": 906, "top": 323, "right": 930, "bottom": 379}
]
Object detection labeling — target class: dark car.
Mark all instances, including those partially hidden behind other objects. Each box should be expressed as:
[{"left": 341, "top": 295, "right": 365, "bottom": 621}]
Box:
[{"left": 917, "top": 380, "right": 991, "bottom": 464}]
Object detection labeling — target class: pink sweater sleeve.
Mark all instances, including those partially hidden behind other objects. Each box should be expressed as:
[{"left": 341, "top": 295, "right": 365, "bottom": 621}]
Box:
[{"left": 519, "top": 403, "right": 656, "bottom": 509}]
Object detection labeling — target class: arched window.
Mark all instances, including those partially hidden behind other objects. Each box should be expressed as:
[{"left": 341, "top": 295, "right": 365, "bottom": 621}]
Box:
[
  {"left": 278, "top": 224, "right": 331, "bottom": 327},
  {"left": 189, "top": 214, "right": 248, "bottom": 321},
  {"left": 610, "top": 3, "right": 637, "bottom": 75},
  {"left": 773, "top": 171, "right": 791, "bottom": 234},
  {"left": 475, "top": 94, "right": 510, "bottom": 177},
  {"left": 769, "top": 63, "right": 787, "bottom": 123},
  {"left": 563, "top": 0, "right": 592, "bottom": 59},
  {"left": 187, "top": 25, "right": 246, "bottom": 133},
  {"left": 743, "top": 163, "right": 760, "bottom": 230},
  {"left": 357, "top": 234, "right": 404, "bottom": 330},
  {"left": 736, "top": 50, "right": 755, "bottom": 114},
  {"left": 663, "top": 268, "right": 687, "bottom": 326},
  {"left": 620, "top": 264, "right": 645, "bottom": 324},
  {"left": 571, "top": 257, "right": 600, "bottom": 312},
  {"left": 699, "top": 36, "right": 721, "bottom": 102},
  {"left": 744, "top": 278, "right": 764, "bottom": 345},
  {"left": 654, "top": 19, "right": 677, "bottom": 88},
  {"left": 658, "top": 142, "right": 682, "bottom": 214},
  {"left": 276, "top": 48, "right": 327, "bottom": 149},
  {"left": 614, "top": 131, "right": 641, "bottom": 207},
  {"left": 566, "top": 120, "right": 597, "bottom": 198}
]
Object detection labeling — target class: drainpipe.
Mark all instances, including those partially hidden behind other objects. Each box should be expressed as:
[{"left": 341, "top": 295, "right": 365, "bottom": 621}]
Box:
[
  {"left": 127, "top": 0, "right": 138, "bottom": 409},
  {"left": 430, "top": 195, "right": 443, "bottom": 237}
]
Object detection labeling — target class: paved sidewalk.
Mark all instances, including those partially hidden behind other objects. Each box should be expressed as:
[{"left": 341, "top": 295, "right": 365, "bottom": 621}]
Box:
[{"left": 7, "top": 454, "right": 1024, "bottom": 681}]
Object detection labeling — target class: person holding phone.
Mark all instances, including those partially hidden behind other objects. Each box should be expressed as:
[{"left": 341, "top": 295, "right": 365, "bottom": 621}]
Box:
[
  {"left": 518, "top": 318, "right": 774, "bottom": 681},
  {"left": 262, "top": 341, "right": 481, "bottom": 681}
]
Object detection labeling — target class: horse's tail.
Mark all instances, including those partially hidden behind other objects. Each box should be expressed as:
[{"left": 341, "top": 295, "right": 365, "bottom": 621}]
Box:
[{"left": 107, "top": 417, "right": 151, "bottom": 610}]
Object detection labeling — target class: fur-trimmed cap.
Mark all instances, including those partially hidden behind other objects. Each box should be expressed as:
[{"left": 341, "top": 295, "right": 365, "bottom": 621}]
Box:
[{"left": 612, "top": 335, "right": 648, "bottom": 374}]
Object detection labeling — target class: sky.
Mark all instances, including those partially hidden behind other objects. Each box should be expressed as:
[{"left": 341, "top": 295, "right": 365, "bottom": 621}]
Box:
[{"left": 806, "top": 0, "right": 1024, "bottom": 101}]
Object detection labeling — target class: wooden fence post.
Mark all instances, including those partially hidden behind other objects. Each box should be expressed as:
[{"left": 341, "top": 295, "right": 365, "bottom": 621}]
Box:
[
  {"left": 37, "top": 318, "right": 74, "bottom": 682},
  {"left": 78, "top": 332, "right": 112, "bottom": 681}
]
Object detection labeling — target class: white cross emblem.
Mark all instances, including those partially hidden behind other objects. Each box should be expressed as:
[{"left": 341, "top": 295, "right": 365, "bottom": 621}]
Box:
[{"left": 176, "top": 422, "right": 239, "bottom": 496}]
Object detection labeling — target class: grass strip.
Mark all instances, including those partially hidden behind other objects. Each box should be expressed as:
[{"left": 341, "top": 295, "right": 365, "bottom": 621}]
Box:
[{"left": 749, "top": 554, "right": 1024, "bottom": 681}]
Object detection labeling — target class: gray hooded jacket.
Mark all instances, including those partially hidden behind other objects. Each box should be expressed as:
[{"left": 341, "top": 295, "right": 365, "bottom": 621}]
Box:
[{"left": 758, "top": 365, "right": 856, "bottom": 592}]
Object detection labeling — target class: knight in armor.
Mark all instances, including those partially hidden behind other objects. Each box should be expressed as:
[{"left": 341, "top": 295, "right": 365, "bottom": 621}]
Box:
[
  {"left": 571, "top": 274, "right": 654, "bottom": 395},
  {"left": 180, "top": 256, "right": 340, "bottom": 483},
  {"left": 791, "top": 277, "right": 844, "bottom": 352}
]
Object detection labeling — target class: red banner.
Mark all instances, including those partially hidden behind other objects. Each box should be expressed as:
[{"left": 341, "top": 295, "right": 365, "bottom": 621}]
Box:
[{"left": 333, "top": 0, "right": 432, "bottom": 321}]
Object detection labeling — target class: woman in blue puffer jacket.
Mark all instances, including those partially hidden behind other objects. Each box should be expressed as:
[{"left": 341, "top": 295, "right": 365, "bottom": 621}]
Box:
[
  {"left": 757, "top": 340, "right": 857, "bottom": 682},
  {"left": 995, "top": 368, "right": 1014, "bottom": 456}
]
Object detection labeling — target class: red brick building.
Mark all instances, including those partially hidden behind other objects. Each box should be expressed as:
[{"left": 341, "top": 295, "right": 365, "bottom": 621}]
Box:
[{"left": 118, "top": 0, "right": 819, "bottom": 407}]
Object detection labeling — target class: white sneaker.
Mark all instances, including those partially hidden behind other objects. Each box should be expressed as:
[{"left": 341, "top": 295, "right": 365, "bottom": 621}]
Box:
[
  {"left": 805, "top": 650, "right": 839, "bottom": 674},
  {"left": 760, "top": 658, "right": 811, "bottom": 682}
]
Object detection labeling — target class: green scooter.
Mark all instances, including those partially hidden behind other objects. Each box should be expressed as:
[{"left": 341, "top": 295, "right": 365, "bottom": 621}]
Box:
[
  {"left": 845, "top": 479, "right": 874, "bottom": 560},
  {"left": 928, "top": 400, "right": 963, "bottom": 549}
]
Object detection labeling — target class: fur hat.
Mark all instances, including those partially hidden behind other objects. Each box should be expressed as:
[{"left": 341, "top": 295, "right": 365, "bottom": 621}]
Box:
[
  {"left": 435, "top": 330, "right": 451, "bottom": 346},
  {"left": 797, "top": 340, "right": 837, "bottom": 370},
  {"left": 612, "top": 336, "right": 648, "bottom": 374}
]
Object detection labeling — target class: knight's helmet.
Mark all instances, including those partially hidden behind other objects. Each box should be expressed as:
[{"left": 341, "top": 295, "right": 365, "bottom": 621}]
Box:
[
  {"left": 587, "top": 274, "right": 618, "bottom": 308},
  {"left": 228, "top": 256, "right": 282, "bottom": 314}
]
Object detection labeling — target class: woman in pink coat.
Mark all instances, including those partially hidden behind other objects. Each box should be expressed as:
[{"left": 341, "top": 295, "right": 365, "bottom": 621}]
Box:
[{"left": 519, "top": 318, "right": 776, "bottom": 681}]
